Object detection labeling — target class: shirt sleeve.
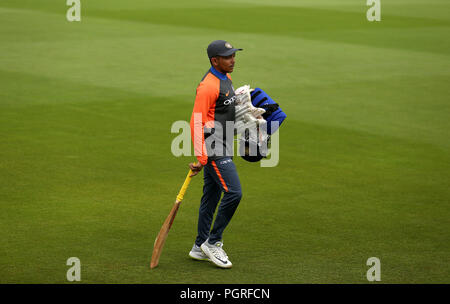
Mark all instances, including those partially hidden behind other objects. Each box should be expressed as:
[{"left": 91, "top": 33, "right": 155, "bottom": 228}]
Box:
[{"left": 190, "top": 80, "right": 219, "bottom": 165}]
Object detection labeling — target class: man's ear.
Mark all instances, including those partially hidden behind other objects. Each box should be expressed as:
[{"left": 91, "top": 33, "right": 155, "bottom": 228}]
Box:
[{"left": 211, "top": 56, "right": 218, "bottom": 67}]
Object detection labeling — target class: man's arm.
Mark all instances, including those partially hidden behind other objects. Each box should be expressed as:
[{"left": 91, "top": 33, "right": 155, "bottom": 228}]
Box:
[{"left": 189, "top": 80, "right": 219, "bottom": 169}]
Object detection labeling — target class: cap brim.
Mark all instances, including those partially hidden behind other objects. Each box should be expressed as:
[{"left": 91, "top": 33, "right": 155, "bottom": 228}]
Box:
[{"left": 217, "top": 48, "right": 243, "bottom": 57}]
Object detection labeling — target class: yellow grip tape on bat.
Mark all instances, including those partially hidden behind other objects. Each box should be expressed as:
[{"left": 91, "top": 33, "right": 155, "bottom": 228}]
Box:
[{"left": 176, "top": 164, "right": 198, "bottom": 202}]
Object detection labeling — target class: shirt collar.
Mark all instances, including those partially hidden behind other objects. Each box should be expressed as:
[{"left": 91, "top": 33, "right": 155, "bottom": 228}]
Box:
[{"left": 210, "top": 66, "right": 228, "bottom": 80}]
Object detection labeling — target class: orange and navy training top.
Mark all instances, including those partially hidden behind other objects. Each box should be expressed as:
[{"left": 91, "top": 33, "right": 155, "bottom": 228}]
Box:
[{"left": 190, "top": 66, "right": 236, "bottom": 165}]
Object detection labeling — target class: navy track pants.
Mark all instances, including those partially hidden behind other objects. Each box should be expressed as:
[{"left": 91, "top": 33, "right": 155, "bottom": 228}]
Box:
[{"left": 195, "top": 157, "right": 242, "bottom": 246}]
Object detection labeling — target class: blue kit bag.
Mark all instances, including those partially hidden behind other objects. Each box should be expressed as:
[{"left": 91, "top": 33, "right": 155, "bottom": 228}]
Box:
[{"left": 250, "top": 88, "right": 287, "bottom": 135}]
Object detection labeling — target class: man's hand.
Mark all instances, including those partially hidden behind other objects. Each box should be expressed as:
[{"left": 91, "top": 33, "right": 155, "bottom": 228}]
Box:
[{"left": 189, "top": 162, "right": 204, "bottom": 177}]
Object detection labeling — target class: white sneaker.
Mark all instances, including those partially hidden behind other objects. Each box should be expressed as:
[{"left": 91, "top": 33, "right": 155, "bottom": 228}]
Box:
[
  {"left": 201, "top": 240, "right": 232, "bottom": 269},
  {"left": 189, "top": 244, "right": 209, "bottom": 261}
]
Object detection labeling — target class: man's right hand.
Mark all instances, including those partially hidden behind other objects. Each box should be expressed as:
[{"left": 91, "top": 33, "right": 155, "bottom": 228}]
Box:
[{"left": 189, "top": 162, "right": 204, "bottom": 177}]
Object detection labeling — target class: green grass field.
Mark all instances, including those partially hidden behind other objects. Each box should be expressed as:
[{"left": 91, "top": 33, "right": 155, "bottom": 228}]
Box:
[{"left": 1, "top": 0, "right": 449, "bottom": 283}]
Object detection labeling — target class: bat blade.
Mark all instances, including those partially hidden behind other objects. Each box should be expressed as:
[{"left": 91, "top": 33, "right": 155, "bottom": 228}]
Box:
[
  {"left": 150, "top": 200, "right": 182, "bottom": 269},
  {"left": 150, "top": 167, "right": 195, "bottom": 269}
]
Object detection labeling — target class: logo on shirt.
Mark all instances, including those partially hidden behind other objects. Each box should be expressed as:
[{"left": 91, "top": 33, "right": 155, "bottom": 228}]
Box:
[
  {"left": 225, "top": 91, "right": 230, "bottom": 97},
  {"left": 224, "top": 96, "right": 236, "bottom": 105}
]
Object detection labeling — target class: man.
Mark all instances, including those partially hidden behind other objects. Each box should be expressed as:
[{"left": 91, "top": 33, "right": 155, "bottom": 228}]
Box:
[{"left": 188, "top": 40, "right": 243, "bottom": 269}]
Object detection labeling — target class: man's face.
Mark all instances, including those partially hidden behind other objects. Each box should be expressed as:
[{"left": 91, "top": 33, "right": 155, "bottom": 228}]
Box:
[{"left": 212, "top": 53, "right": 236, "bottom": 74}]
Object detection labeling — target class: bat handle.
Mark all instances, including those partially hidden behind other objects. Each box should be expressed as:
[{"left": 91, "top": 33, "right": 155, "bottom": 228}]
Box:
[{"left": 175, "top": 168, "right": 194, "bottom": 202}]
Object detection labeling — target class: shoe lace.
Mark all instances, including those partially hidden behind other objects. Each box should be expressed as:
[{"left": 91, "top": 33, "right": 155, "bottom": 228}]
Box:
[{"left": 211, "top": 242, "right": 228, "bottom": 260}]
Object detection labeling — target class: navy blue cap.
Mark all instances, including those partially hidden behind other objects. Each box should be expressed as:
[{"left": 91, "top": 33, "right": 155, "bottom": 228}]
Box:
[{"left": 207, "top": 40, "right": 243, "bottom": 59}]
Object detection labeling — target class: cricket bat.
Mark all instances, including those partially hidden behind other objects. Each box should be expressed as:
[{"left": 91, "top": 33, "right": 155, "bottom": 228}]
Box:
[{"left": 150, "top": 167, "right": 195, "bottom": 269}]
